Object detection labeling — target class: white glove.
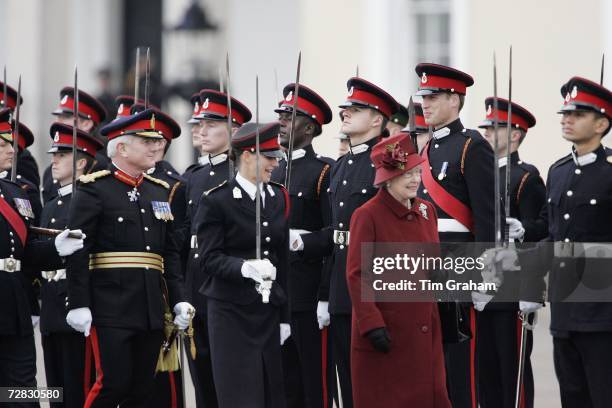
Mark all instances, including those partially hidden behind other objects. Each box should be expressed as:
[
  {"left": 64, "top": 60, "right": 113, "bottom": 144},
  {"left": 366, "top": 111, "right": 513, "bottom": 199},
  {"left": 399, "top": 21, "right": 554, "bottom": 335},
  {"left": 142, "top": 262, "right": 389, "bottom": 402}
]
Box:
[
  {"left": 66, "top": 307, "right": 92, "bottom": 336},
  {"left": 55, "top": 229, "right": 86, "bottom": 257},
  {"left": 506, "top": 217, "right": 525, "bottom": 241},
  {"left": 31, "top": 316, "right": 40, "bottom": 328},
  {"left": 280, "top": 323, "right": 291, "bottom": 345},
  {"left": 519, "top": 301, "right": 542, "bottom": 314},
  {"left": 173, "top": 302, "right": 195, "bottom": 330},
  {"left": 241, "top": 259, "right": 277, "bottom": 284},
  {"left": 316, "top": 301, "right": 330, "bottom": 329},
  {"left": 289, "top": 229, "right": 305, "bottom": 252},
  {"left": 471, "top": 292, "right": 493, "bottom": 312}
]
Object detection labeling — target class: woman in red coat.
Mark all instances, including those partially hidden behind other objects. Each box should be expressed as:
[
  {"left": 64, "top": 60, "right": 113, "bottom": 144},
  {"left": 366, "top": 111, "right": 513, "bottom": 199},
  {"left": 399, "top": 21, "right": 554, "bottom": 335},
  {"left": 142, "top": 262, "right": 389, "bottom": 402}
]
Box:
[{"left": 347, "top": 133, "right": 451, "bottom": 408}]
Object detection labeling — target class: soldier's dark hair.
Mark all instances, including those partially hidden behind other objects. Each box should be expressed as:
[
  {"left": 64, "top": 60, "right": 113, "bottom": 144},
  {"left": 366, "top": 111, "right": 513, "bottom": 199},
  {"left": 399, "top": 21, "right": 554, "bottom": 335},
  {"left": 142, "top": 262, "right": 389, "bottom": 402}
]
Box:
[
  {"left": 76, "top": 151, "right": 97, "bottom": 174},
  {"left": 229, "top": 148, "right": 242, "bottom": 167}
]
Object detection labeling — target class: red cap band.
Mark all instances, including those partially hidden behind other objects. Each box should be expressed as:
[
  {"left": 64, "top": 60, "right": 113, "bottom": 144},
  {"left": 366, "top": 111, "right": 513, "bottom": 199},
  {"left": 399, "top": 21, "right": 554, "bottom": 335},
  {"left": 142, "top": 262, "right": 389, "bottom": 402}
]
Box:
[
  {"left": 567, "top": 89, "right": 612, "bottom": 115},
  {"left": 419, "top": 74, "right": 467, "bottom": 94},
  {"left": 346, "top": 89, "right": 394, "bottom": 118},
  {"left": 280, "top": 93, "right": 326, "bottom": 126},
  {"left": 60, "top": 95, "right": 102, "bottom": 124},
  {"left": 51, "top": 131, "right": 100, "bottom": 157},
  {"left": 199, "top": 99, "right": 247, "bottom": 125},
  {"left": 486, "top": 108, "right": 530, "bottom": 130},
  {"left": 239, "top": 137, "right": 280, "bottom": 152}
]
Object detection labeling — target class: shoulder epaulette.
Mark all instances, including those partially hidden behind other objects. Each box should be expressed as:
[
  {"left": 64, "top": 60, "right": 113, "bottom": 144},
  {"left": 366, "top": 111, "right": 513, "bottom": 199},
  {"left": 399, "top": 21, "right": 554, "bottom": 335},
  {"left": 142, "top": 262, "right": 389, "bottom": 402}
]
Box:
[
  {"left": 268, "top": 181, "right": 290, "bottom": 219},
  {"left": 550, "top": 154, "right": 572, "bottom": 170},
  {"left": 315, "top": 154, "right": 335, "bottom": 166},
  {"left": 268, "top": 180, "right": 286, "bottom": 190},
  {"left": 79, "top": 170, "right": 111, "bottom": 184},
  {"left": 143, "top": 173, "right": 170, "bottom": 189},
  {"left": 205, "top": 180, "right": 228, "bottom": 196}
]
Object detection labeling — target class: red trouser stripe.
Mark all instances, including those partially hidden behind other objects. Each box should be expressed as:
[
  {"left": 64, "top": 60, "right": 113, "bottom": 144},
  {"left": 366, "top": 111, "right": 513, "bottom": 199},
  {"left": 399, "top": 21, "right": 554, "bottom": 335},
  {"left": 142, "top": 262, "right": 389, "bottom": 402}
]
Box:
[
  {"left": 168, "top": 371, "right": 178, "bottom": 408},
  {"left": 470, "top": 307, "right": 477, "bottom": 408},
  {"left": 321, "top": 327, "right": 329, "bottom": 408},
  {"left": 83, "top": 336, "right": 93, "bottom": 397},
  {"left": 84, "top": 327, "right": 104, "bottom": 408}
]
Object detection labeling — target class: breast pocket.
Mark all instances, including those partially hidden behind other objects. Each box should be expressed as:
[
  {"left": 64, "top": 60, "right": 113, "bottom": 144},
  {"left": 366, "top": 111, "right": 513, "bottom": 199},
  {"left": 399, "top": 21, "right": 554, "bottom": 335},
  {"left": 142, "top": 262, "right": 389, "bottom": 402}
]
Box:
[
  {"left": 349, "top": 181, "right": 376, "bottom": 206},
  {"left": 111, "top": 213, "right": 138, "bottom": 248},
  {"left": 290, "top": 184, "right": 316, "bottom": 221},
  {"left": 572, "top": 193, "right": 612, "bottom": 236}
]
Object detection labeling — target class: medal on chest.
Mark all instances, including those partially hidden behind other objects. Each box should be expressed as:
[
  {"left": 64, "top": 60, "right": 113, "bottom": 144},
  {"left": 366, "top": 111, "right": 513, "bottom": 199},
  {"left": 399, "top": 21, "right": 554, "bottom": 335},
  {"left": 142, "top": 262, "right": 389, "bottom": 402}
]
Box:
[
  {"left": 14, "top": 198, "right": 35, "bottom": 218},
  {"left": 151, "top": 201, "right": 174, "bottom": 221},
  {"left": 127, "top": 187, "right": 140, "bottom": 202}
]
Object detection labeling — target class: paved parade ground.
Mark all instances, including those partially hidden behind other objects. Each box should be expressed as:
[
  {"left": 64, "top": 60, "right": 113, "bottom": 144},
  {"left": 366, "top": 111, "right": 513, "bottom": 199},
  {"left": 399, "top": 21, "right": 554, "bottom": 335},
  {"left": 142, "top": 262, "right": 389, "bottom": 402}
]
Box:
[{"left": 34, "top": 306, "right": 562, "bottom": 408}]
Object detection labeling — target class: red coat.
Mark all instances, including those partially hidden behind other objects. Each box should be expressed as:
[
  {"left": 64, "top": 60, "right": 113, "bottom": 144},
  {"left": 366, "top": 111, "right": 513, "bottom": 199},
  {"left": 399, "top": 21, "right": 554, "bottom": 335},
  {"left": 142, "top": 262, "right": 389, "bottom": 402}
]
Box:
[{"left": 347, "top": 188, "right": 451, "bottom": 408}]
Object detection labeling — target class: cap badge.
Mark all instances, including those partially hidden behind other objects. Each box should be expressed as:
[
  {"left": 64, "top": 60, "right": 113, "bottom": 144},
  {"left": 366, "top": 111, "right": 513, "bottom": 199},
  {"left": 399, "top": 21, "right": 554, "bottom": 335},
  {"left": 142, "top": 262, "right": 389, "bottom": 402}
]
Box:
[
  {"left": 193, "top": 101, "right": 199, "bottom": 114},
  {"left": 348, "top": 86, "right": 354, "bottom": 97},
  {"left": 486, "top": 105, "right": 492, "bottom": 115},
  {"left": 571, "top": 86, "right": 578, "bottom": 99},
  {"left": 53, "top": 131, "right": 60, "bottom": 142},
  {"left": 118, "top": 104, "right": 124, "bottom": 114},
  {"left": 285, "top": 91, "right": 293, "bottom": 102},
  {"left": 421, "top": 72, "right": 428, "bottom": 84},
  {"left": 60, "top": 94, "right": 69, "bottom": 106},
  {"left": 565, "top": 92, "right": 571, "bottom": 102},
  {"left": 150, "top": 114, "right": 156, "bottom": 129},
  {"left": 203, "top": 98, "right": 209, "bottom": 109}
]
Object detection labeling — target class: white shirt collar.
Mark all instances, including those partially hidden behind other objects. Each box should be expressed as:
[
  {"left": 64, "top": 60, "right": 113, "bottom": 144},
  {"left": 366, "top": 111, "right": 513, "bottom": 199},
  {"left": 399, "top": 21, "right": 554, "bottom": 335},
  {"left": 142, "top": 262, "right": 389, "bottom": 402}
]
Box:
[
  {"left": 290, "top": 149, "right": 306, "bottom": 161},
  {"left": 198, "top": 154, "right": 209, "bottom": 166},
  {"left": 236, "top": 172, "right": 265, "bottom": 205},
  {"left": 57, "top": 184, "right": 73, "bottom": 197},
  {"left": 208, "top": 153, "right": 228, "bottom": 166},
  {"left": 432, "top": 127, "right": 451, "bottom": 140},
  {"left": 350, "top": 143, "right": 370, "bottom": 155},
  {"left": 498, "top": 157, "right": 508, "bottom": 168},
  {"left": 0, "top": 171, "right": 6, "bottom": 179},
  {"left": 571, "top": 148, "right": 598, "bottom": 167}
]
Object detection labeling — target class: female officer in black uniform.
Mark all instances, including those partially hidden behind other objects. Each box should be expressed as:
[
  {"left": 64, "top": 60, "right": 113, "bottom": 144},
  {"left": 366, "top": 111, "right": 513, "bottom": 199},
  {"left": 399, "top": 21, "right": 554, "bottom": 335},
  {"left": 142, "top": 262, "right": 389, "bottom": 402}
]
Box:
[{"left": 194, "top": 121, "right": 290, "bottom": 407}]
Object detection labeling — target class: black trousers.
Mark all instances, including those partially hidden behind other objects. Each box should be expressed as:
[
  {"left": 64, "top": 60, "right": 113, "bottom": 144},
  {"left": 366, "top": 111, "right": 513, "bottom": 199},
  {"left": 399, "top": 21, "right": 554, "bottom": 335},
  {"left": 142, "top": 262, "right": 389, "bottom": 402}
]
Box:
[
  {"left": 553, "top": 331, "right": 612, "bottom": 408},
  {"left": 476, "top": 310, "right": 534, "bottom": 408},
  {"left": 282, "top": 311, "right": 326, "bottom": 408},
  {"left": 0, "top": 334, "right": 39, "bottom": 408},
  {"left": 85, "top": 326, "right": 163, "bottom": 408},
  {"left": 329, "top": 313, "right": 352, "bottom": 408},
  {"left": 146, "top": 369, "right": 184, "bottom": 408},
  {"left": 42, "top": 332, "right": 95, "bottom": 408},
  {"left": 443, "top": 307, "right": 478, "bottom": 408},
  {"left": 185, "top": 314, "right": 217, "bottom": 407}
]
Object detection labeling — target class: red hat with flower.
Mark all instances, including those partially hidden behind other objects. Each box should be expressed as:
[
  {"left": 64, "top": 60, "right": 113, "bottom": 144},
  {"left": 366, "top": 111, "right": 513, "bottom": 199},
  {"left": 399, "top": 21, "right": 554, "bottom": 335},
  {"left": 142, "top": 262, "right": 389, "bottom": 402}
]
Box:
[{"left": 370, "top": 133, "right": 424, "bottom": 185}]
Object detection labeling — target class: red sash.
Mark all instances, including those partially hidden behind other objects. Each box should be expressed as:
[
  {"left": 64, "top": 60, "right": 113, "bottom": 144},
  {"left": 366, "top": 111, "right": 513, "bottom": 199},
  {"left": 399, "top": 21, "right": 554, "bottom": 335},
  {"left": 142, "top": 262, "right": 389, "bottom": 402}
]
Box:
[
  {"left": 0, "top": 195, "right": 28, "bottom": 245},
  {"left": 421, "top": 142, "right": 474, "bottom": 232}
]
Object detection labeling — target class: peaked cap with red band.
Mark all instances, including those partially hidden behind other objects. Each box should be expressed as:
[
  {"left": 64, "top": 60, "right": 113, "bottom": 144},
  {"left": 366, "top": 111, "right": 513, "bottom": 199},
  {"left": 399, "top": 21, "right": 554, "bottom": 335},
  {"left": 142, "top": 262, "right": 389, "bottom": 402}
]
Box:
[
  {"left": 558, "top": 76, "right": 612, "bottom": 120},
  {"left": 401, "top": 102, "right": 428, "bottom": 133},
  {"left": 339, "top": 77, "right": 400, "bottom": 119},
  {"left": 415, "top": 63, "right": 474, "bottom": 96},
  {"left": 370, "top": 132, "right": 424, "bottom": 185},
  {"left": 275, "top": 83, "right": 333, "bottom": 127},
  {"left": 47, "top": 122, "right": 104, "bottom": 158},
  {"left": 52, "top": 86, "right": 108, "bottom": 126},
  {"left": 0, "top": 108, "right": 34, "bottom": 150},
  {"left": 231, "top": 122, "right": 283, "bottom": 158},
  {"left": 187, "top": 92, "right": 202, "bottom": 124},
  {"left": 197, "top": 89, "right": 252, "bottom": 126},
  {"left": 0, "top": 82, "right": 23, "bottom": 110},
  {"left": 114, "top": 95, "right": 140, "bottom": 119},
  {"left": 479, "top": 97, "right": 536, "bottom": 131},
  {"left": 100, "top": 108, "right": 181, "bottom": 141}
]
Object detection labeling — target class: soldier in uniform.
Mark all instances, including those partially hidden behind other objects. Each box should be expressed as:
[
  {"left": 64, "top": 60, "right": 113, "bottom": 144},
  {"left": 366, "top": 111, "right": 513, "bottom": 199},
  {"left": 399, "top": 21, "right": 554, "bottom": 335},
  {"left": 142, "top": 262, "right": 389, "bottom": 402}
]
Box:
[
  {"left": 414, "top": 63, "right": 496, "bottom": 408},
  {"left": 42, "top": 87, "right": 108, "bottom": 203},
  {"left": 0, "top": 109, "right": 42, "bottom": 220},
  {"left": 385, "top": 104, "right": 408, "bottom": 137},
  {"left": 39, "top": 123, "right": 104, "bottom": 408},
  {"left": 194, "top": 122, "right": 290, "bottom": 407},
  {"left": 477, "top": 98, "right": 547, "bottom": 408},
  {"left": 65, "top": 108, "right": 194, "bottom": 408},
  {"left": 520, "top": 77, "right": 612, "bottom": 408},
  {"left": 182, "top": 92, "right": 209, "bottom": 179},
  {"left": 272, "top": 83, "right": 334, "bottom": 408},
  {"left": 0, "top": 119, "right": 84, "bottom": 407},
  {"left": 0, "top": 82, "right": 40, "bottom": 189},
  {"left": 401, "top": 102, "right": 430, "bottom": 153},
  {"left": 323, "top": 77, "right": 399, "bottom": 407},
  {"left": 183, "top": 88, "right": 251, "bottom": 408}
]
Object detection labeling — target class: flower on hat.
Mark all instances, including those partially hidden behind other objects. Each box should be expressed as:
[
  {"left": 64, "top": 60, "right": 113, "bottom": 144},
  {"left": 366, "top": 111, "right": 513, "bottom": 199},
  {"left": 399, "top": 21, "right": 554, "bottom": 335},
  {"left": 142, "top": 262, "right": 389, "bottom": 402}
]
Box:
[{"left": 382, "top": 142, "right": 408, "bottom": 170}]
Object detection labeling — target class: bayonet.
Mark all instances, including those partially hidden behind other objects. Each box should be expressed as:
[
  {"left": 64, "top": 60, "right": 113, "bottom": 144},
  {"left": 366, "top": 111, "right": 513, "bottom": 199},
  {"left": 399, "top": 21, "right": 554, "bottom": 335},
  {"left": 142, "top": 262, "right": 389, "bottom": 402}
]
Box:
[
  {"left": 144, "top": 47, "right": 151, "bottom": 109},
  {"left": 9, "top": 76, "right": 21, "bottom": 182},
  {"left": 493, "top": 52, "right": 502, "bottom": 248},
  {"left": 225, "top": 53, "right": 235, "bottom": 180},
  {"left": 284, "top": 52, "right": 301, "bottom": 192},
  {"left": 134, "top": 47, "right": 141, "bottom": 103},
  {"left": 504, "top": 46, "right": 513, "bottom": 244},
  {"left": 71, "top": 67, "right": 79, "bottom": 197}
]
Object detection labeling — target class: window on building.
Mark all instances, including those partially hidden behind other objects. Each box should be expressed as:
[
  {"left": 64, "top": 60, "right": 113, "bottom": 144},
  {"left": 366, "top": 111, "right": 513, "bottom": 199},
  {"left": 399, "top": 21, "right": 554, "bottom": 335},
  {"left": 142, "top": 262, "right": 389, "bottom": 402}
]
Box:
[{"left": 411, "top": 0, "right": 451, "bottom": 66}]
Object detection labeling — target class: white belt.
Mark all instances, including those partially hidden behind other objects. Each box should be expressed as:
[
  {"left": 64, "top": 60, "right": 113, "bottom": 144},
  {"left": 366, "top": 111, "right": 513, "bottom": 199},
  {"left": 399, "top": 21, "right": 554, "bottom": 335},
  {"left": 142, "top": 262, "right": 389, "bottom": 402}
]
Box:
[
  {"left": 333, "top": 230, "right": 349, "bottom": 246},
  {"left": 190, "top": 235, "right": 198, "bottom": 249},
  {"left": 0, "top": 257, "right": 21, "bottom": 272},
  {"left": 437, "top": 218, "right": 470, "bottom": 233},
  {"left": 554, "top": 242, "right": 612, "bottom": 259},
  {"left": 42, "top": 269, "right": 67, "bottom": 281}
]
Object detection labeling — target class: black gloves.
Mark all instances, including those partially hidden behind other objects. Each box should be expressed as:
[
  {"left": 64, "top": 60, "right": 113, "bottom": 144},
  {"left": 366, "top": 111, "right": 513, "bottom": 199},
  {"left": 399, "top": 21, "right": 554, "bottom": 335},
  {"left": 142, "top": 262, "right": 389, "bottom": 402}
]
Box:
[{"left": 366, "top": 327, "right": 391, "bottom": 353}]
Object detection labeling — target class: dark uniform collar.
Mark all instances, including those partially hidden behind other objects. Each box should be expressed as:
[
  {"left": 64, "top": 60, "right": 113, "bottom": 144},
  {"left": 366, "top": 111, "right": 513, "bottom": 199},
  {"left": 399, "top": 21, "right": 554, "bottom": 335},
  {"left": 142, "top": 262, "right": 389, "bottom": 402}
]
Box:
[
  {"left": 432, "top": 118, "right": 464, "bottom": 140},
  {"left": 349, "top": 137, "right": 379, "bottom": 155},
  {"left": 289, "top": 144, "right": 316, "bottom": 161},
  {"left": 498, "top": 151, "right": 520, "bottom": 168},
  {"left": 571, "top": 144, "right": 604, "bottom": 167},
  {"left": 57, "top": 184, "right": 73, "bottom": 196}
]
